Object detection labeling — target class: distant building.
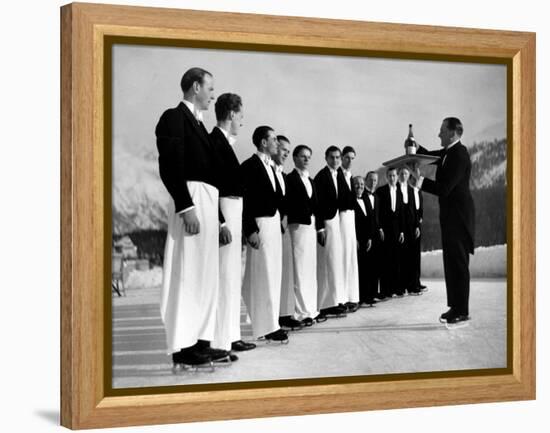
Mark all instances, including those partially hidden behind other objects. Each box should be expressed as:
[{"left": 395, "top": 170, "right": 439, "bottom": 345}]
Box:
[{"left": 114, "top": 236, "right": 138, "bottom": 259}]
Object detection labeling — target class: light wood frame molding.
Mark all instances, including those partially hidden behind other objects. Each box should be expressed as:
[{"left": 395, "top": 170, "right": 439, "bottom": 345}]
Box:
[{"left": 60, "top": 2, "right": 535, "bottom": 429}]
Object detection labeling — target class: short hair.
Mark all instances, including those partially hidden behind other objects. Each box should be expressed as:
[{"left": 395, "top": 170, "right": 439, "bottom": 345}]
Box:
[
  {"left": 252, "top": 126, "right": 274, "bottom": 149},
  {"left": 325, "top": 146, "right": 341, "bottom": 158},
  {"left": 398, "top": 166, "right": 410, "bottom": 174},
  {"left": 443, "top": 117, "right": 464, "bottom": 136},
  {"left": 293, "top": 145, "right": 312, "bottom": 158},
  {"left": 180, "top": 67, "right": 212, "bottom": 93},
  {"left": 214, "top": 93, "right": 242, "bottom": 121},
  {"left": 365, "top": 170, "right": 378, "bottom": 179},
  {"left": 342, "top": 146, "right": 356, "bottom": 156},
  {"left": 386, "top": 166, "right": 397, "bottom": 174},
  {"left": 351, "top": 175, "right": 364, "bottom": 186},
  {"left": 277, "top": 135, "right": 291, "bottom": 145}
]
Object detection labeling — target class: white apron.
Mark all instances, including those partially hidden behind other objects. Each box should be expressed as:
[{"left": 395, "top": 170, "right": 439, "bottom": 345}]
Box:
[
  {"left": 279, "top": 220, "right": 295, "bottom": 317},
  {"left": 340, "top": 209, "right": 360, "bottom": 303},
  {"left": 212, "top": 197, "right": 243, "bottom": 351},
  {"left": 289, "top": 217, "right": 319, "bottom": 320},
  {"left": 160, "top": 181, "right": 219, "bottom": 354},
  {"left": 242, "top": 212, "right": 283, "bottom": 338},
  {"left": 317, "top": 213, "right": 345, "bottom": 309}
]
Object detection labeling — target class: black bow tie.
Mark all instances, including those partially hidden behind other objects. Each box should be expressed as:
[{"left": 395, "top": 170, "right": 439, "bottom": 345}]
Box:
[{"left": 366, "top": 191, "right": 374, "bottom": 196}]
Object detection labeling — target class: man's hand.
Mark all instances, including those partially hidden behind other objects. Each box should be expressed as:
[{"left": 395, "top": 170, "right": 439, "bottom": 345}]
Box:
[
  {"left": 398, "top": 232, "right": 404, "bottom": 244},
  {"left": 181, "top": 209, "right": 200, "bottom": 235},
  {"left": 415, "top": 227, "right": 421, "bottom": 239},
  {"left": 317, "top": 231, "right": 326, "bottom": 247},
  {"left": 220, "top": 226, "right": 232, "bottom": 245},
  {"left": 366, "top": 239, "right": 372, "bottom": 252},
  {"left": 247, "top": 232, "right": 260, "bottom": 249},
  {"left": 379, "top": 229, "right": 385, "bottom": 242}
]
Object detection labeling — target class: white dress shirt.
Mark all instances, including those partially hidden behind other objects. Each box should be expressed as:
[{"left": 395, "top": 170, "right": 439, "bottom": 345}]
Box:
[
  {"left": 399, "top": 182, "right": 409, "bottom": 204},
  {"left": 274, "top": 164, "right": 286, "bottom": 196},
  {"left": 389, "top": 184, "right": 397, "bottom": 212},
  {"left": 414, "top": 187, "right": 420, "bottom": 210},
  {"left": 215, "top": 125, "right": 237, "bottom": 146},
  {"left": 328, "top": 166, "right": 338, "bottom": 197},
  {"left": 257, "top": 152, "right": 276, "bottom": 191},
  {"left": 365, "top": 189, "right": 375, "bottom": 209},
  {"left": 296, "top": 168, "right": 312, "bottom": 198},
  {"left": 356, "top": 197, "right": 366, "bottom": 215},
  {"left": 343, "top": 168, "right": 352, "bottom": 190}
]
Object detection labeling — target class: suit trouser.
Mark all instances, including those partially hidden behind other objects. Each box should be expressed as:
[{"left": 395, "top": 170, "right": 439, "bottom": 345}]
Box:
[
  {"left": 160, "top": 182, "right": 219, "bottom": 353},
  {"left": 242, "top": 212, "right": 283, "bottom": 338},
  {"left": 399, "top": 237, "right": 417, "bottom": 292},
  {"left": 380, "top": 233, "right": 401, "bottom": 297},
  {"left": 358, "top": 244, "right": 379, "bottom": 302},
  {"left": 289, "top": 220, "right": 319, "bottom": 320},
  {"left": 413, "top": 234, "right": 422, "bottom": 288},
  {"left": 317, "top": 214, "right": 345, "bottom": 309},
  {"left": 279, "top": 227, "right": 296, "bottom": 317},
  {"left": 441, "top": 225, "right": 471, "bottom": 315},
  {"left": 212, "top": 197, "right": 243, "bottom": 351}
]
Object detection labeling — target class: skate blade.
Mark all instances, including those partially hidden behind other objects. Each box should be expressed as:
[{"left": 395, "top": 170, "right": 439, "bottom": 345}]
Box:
[
  {"left": 212, "top": 355, "right": 234, "bottom": 366},
  {"left": 172, "top": 361, "right": 215, "bottom": 374},
  {"left": 445, "top": 321, "right": 470, "bottom": 330}
]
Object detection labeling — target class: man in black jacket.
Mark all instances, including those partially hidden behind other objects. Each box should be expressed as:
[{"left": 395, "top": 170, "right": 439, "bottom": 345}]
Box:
[
  {"left": 156, "top": 67, "right": 230, "bottom": 369},
  {"left": 209, "top": 93, "right": 256, "bottom": 355},
  {"left": 398, "top": 166, "right": 422, "bottom": 295},
  {"left": 363, "top": 171, "right": 382, "bottom": 304},
  {"left": 412, "top": 117, "right": 475, "bottom": 326},
  {"left": 377, "top": 167, "right": 405, "bottom": 299},
  {"left": 352, "top": 176, "right": 377, "bottom": 307},
  {"left": 314, "top": 146, "right": 347, "bottom": 318},
  {"left": 241, "top": 126, "right": 288, "bottom": 343},
  {"left": 285, "top": 145, "right": 321, "bottom": 326}
]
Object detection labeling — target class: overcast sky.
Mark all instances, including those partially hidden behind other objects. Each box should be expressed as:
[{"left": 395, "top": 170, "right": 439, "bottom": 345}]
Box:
[{"left": 113, "top": 44, "right": 506, "bottom": 177}]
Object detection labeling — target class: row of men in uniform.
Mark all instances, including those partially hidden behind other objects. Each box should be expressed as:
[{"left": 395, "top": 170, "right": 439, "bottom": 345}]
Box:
[{"left": 156, "top": 67, "right": 424, "bottom": 369}]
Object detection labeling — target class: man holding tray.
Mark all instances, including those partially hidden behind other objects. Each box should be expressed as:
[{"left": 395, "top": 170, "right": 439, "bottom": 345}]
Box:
[{"left": 411, "top": 117, "right": 475, "bottom": 327}]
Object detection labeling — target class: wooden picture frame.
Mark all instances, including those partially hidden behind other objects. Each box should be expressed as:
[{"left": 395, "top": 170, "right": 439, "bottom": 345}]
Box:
[{"left": 60, "top": 2, "right": 535, "bottom": 429}]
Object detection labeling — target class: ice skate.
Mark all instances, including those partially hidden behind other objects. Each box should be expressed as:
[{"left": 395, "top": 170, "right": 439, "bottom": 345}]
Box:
[
  {"left": 171, "top": 351, "right": 215, "bottom": 374},
  {"left": 259, "top": 328, "right": 289, "bottom": 344},
  {"left": 444, "top": 314, "right": 470, "bottom": 330},
  {"left": 279, "top": 316, "right": 304, "bottom": 331},
  {"left": 320, "top": 306, "right": 347, "bottom": 318}
]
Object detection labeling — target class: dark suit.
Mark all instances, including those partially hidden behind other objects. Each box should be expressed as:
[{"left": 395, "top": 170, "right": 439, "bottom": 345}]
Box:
[
  {"left": 313, "top": 167, "right": 339, "bottom": 231},
  {"left": 412, "top": 188, "right": 424, "bottom": 289},
  {"left": 398, "top": 182, "right": 420, "bottom": 293},
  {"left": 209, "top": 127, "right": 243, "bottom": 199},
  {"left": 240, "top": 154, "right": 283, "bottom": 237},
  {"left": 155, "top": 102, "right": 218, "bottom": 213},
  {"left": 418, "top": 142, "right": 475, "bottom": 315},
  {"left": 363, "top": 190, "right": 382, "bottom": 300},
  {"left": 354, "top": 195, "right": 377, "bottom": 303},
  {"left": 376, "top": 184, "right": 405, "bottom": 297}
]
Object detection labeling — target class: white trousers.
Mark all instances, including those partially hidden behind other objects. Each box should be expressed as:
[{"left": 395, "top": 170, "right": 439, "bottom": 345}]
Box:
[
  {"left": 212, "top": 197, "right": 243, "bottom": 351},
  {"left": 317, "top": 213, "right": 344, "bottom": 309},
  {"left": 289, "top": 218, "right": 319, "bottom": 320},
  {"left": 160, "top": 181, "right": 219, "bottom": 353},
  {"left": 279, "top": 223, "right": 295, "bottom": 317},
  {"left": 340, "top": 209, "right": 360, "bottom": 303},
  {"left": 242, "top": 212, "right": 282, "bottom": 338}
]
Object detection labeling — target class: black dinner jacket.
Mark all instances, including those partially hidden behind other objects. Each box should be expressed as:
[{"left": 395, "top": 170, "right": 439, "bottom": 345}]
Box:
[
  {"left": 337, "top": 168, "right": 356, "bottom": 211},
  {"left": 155, "top": 102, "right": 218, "bottom": 213},
  {"left": 285, "top": 169, "right": 318, "bottom": 226},
  {"left": 399, "top": 182, "right": 419, "bottom": 240},
  {"left": 376, "top": 183, "right": 405, "bottom": 240},
  {"left": 313, "top": 166, "right": 340, "bottom": 231},
  {"left": 240, "top": 154, "right": 283, "bottom": 237},
  {"left": 417, "top": 142, "right": 475, "bottom": 253},
  {"left": 363, "top": 189, "right": 380, "bottom": 234},
  {"left": 353, "top": 196, "right": 375, "bottom": 250},
  {"left": 209, "top": 126, "right": 243, "bottom": 198}
]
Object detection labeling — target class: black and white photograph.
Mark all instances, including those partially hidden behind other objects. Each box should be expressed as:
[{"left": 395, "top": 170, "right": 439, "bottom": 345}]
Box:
[{"left": 110, "top": 42, "right": 508, "bottom": 389}]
